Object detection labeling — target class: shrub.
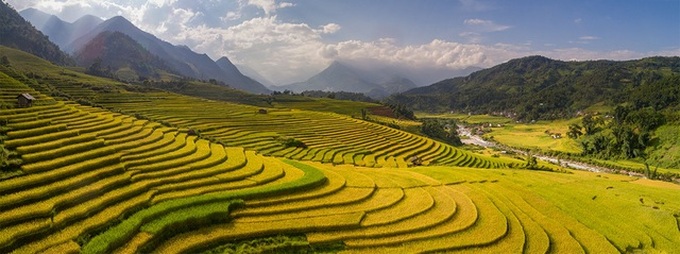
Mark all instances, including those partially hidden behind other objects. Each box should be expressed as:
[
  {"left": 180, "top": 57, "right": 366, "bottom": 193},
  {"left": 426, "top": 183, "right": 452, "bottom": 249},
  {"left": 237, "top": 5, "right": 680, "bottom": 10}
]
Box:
[{"left": 280, "top": 137, "right": 307, "bottom": 148}]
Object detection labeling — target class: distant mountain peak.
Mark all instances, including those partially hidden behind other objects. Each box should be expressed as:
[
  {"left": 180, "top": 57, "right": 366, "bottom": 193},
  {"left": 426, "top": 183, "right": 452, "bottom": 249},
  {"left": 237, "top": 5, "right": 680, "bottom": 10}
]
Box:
[
  {"left": 278, "top": 60, "right": 416, "bottom": 98},
  {"left": 216, "top": 56, "right": 234, "bottom": 66},
  {"left": 74, "top": 14, "right": 103, "bottom": 24}
]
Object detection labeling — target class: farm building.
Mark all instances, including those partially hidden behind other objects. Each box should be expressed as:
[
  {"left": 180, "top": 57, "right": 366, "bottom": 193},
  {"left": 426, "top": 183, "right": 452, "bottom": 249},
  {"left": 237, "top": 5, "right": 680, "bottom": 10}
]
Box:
[
  {"left": 258, "top": 108, "right": 268, "bottom": 114},
  {"left": 16, "top": 93, "right": 35, "bottom": 108}
]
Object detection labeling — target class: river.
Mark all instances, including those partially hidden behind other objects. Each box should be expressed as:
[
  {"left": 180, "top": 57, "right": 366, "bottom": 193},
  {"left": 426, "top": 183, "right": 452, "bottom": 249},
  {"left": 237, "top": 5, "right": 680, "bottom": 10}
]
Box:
[{"left": 458, "top": 126, "right": 645, "bottom": 177}]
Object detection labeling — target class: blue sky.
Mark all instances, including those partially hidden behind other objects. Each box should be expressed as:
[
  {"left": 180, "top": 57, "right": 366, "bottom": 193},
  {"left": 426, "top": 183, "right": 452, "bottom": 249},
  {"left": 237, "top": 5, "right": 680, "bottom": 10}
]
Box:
[{"left": 6, "top": 0, "right": 680, "bottom": 84}]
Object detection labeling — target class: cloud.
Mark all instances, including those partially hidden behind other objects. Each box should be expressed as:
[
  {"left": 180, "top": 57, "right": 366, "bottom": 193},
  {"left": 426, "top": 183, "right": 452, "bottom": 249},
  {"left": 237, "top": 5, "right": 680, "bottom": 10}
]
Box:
[
  {"left": 579, "top": 36, "right": 599, "bottom": 40},
  {"left": 574, "top": 18, "right": 583, "bottom": 24},
  {"left": 570, "top": 35, "right": 600, "bottom": 45},
  {"left": 464, "top": 18, "right": 511, "bottom": 32},
  {"left": 171, "top": 15, "right": 335, "bottom": 84},
  {"left": 224, "top": 11, "right": 241, "bottom": 21},
  {"left": 246, "top": 0, "right": 294, "bottom": 15},
  {"left": 319, "top": 23, "right": 341, "bottom": 34}
]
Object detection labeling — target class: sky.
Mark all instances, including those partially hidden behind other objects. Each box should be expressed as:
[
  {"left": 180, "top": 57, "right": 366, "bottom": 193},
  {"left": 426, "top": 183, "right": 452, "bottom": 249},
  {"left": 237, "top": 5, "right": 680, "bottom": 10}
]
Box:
[{"left": 5, "top": 0, "right": 680, "bottom": 85}]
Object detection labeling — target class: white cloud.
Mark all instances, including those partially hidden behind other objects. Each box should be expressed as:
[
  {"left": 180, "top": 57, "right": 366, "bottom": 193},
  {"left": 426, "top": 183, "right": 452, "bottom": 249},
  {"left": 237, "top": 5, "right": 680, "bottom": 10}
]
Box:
[
  {"left": 246, "top": 0, "right": 294, "bottom": 15},
  {"left": 319, "top": 23, "right": 341, "bottom": 34},
  {"left": 224, "top": 11, "right": 241, "bottom": 21},
  {"left": 574, "top": 18, "right": 583, "bottom": 24},
  {"left": 464, "top": 18, "right": 511, "bottom": 32},
  {"left": 579, "top": 36, "right": 599, "bottom": 40},
  {"left": 570, "top": 35, "right": 600, "bottom": 45},
  {"left": 171, "top": 16, "right": 334, "bottom": 84}
]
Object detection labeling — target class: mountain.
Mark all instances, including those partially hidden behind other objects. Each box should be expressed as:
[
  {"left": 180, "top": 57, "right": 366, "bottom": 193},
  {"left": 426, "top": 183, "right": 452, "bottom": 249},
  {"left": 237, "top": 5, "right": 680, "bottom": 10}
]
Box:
[
  {"left": 66, "top": 16, "right": 269, "bottom": 94},
  {"left": 235, "top": 64, "right": 275, "bottom": 87},
  {"left": 17, "top": 7, "right": 52, "bottom": 29},
  {"left": 279, "top": 61, "right": 416, "bottom": 98},
  {"left": 333, "top": 59, "right": 482, "bottom": 87},
  {"left": 73, "top": 31, "right": 172, "bottom": 80},
  {"left": 0, "top": 2, "right": 72, "bottom": 65},
  {"left": 19, "top": 8, "right": 103, "bottom": 51},
  {"left": 388, "top": 55, "right": 680, "bottom": 120},
  {"left": 214, "top": 57, "right": 269, "bottom": 93}
]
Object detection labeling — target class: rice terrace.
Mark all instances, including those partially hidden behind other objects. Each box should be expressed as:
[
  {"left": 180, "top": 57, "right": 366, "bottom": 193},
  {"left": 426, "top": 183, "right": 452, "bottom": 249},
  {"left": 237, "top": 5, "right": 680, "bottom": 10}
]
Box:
[{"left": 1, "top": 0, "right": 680, "bottom": 253}]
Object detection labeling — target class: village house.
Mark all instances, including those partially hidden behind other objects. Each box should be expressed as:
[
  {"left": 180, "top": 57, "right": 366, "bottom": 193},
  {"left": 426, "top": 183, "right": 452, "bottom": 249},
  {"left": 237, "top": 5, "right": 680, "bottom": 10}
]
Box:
[{"left": 16, "top": 93, "right": 35, "bottom": 108}]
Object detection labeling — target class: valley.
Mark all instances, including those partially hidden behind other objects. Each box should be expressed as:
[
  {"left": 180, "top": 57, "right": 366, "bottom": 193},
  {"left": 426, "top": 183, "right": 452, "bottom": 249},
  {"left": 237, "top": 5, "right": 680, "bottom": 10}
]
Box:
[
  {"left": 1, "top": 44, "right": 679, "bottom": 254},
  {"left": 1, "top": 1, "right": 679, "bottom": 253}
]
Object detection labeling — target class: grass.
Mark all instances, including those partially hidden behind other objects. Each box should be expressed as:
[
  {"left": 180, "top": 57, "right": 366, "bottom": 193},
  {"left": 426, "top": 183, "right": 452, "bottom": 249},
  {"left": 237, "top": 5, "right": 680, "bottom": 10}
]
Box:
[{"left": 483, "top": 118, "right": 582, "bottom": 154}]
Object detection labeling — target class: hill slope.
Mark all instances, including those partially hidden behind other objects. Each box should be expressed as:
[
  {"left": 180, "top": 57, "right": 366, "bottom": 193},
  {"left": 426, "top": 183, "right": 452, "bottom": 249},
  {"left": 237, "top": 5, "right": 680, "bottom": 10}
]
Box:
[
  {"left": 0, "top": 2, "right": 72, "bottom": 65},
  {"left": 390, "top": 56, "right": 680, "bottom": 120}
]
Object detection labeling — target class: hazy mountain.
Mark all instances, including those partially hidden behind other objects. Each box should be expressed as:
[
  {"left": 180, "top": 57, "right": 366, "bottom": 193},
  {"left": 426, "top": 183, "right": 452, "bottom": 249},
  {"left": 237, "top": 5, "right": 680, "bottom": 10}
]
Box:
[
  {"left": 0, "top": 2, "right": 72, "bottom": 65},
  {"left": 73, "top": 31, "right": 172, "bottom": 80},
  {"left": 336, "top": 59, "right": 482, "bottom": 87},
  {"left": 66, "top": 16, "right": 269, "bottom": 94},
  {"left": 17, "top": 7, "right": 52, "bottom": 29},
  {"left": 235, "top": 64, "right": 275, "bottom": 87},
  {"left": 214, "top": 57, "right": 268, "bottom": 93},
  {"left": 19, "top": 8, "right": 103, "bottom": 50},
  {"left": 388, "top": 55, "right": 680, "bottom": 120},
  {"left": 279, "top": 61, "right": 416, "bottom": 98}
]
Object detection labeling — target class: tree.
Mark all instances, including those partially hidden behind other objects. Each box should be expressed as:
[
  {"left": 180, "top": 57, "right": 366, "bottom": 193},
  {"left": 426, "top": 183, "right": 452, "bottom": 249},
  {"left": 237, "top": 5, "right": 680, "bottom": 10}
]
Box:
[
  {"left": 360, "top": 108, "right": 368, "bottom": 120},
  {"left": 567, "top": 123, "right": 583, "bottom": 139},
  {"left": 581, "top": 114, "right": 601, "bottom": 135},
  {"left": 524, "top": 151, "right": 538, "bottom": 169},
  {"left": 0, "top": 55, "right": 9, "bottom": 66}
]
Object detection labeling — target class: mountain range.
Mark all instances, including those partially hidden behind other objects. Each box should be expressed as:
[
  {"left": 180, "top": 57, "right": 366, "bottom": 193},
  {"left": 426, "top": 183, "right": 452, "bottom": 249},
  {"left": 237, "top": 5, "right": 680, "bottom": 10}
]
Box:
[
  {"left": 12, "top": 6, "right": 481, "bottom": 98},
  {"left": 388, "top": 55, "right": 680, "bottom": 120},
  {"left": 19, "top": 8, "right": 270, "bottom": 94},
  {"left": 19, "top": 8, "right": 103, "bottom": 51},
  {"left": 277, "top": 61, "right": 418, "bottom": 99}
]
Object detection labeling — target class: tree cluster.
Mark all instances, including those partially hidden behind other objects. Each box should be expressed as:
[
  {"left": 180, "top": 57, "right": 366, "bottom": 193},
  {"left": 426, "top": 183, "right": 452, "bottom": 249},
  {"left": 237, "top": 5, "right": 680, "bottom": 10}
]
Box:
[
  {"left": 298, "top": 90, "right": 377, "bottom": 103},
  {"left": 420, "top": 119, "right": 462, "bottom": 146},
  {"left": 386, "top": 103, "right": 416, "bottom": 120},
  {"left": 576, "top": 105, "right": 666, "bottom": 160}
]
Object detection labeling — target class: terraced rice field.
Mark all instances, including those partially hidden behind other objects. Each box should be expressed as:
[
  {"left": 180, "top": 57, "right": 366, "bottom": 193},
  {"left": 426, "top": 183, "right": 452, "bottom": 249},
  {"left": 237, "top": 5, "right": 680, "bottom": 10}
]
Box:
[
  {"left": 90, "top": 92, "right": 515, "bottom": 169},
  {"left": 1, "top": 70, "right": 679, "bottom": 253}
]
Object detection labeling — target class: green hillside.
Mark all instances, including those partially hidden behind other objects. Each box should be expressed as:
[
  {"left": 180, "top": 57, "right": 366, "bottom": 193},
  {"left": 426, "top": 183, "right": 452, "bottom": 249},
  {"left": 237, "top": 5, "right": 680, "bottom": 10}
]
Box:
[{"left": 390, "top": 55, "right": 680, "bottom": 120}]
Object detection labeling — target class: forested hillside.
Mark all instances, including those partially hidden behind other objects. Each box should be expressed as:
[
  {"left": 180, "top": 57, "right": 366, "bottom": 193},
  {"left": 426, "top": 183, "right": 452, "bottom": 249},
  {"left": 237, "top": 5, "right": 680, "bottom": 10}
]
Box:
[
  {"left": 390, "top": 56, "right": 680, "bottom": 121},
  {"left": 0, "top": 1, "right": 72, "bottom": 65}
]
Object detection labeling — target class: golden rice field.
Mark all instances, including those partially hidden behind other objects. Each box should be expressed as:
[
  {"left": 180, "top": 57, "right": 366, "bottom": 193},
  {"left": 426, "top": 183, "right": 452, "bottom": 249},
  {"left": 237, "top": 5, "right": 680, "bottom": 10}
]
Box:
[{"left": 1, "top": 62, "right": 679, "bottom": 253}]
